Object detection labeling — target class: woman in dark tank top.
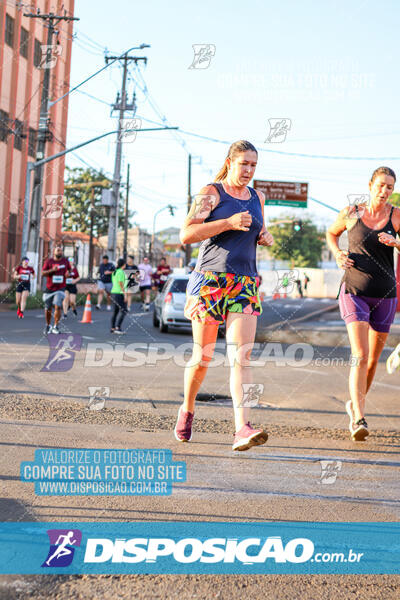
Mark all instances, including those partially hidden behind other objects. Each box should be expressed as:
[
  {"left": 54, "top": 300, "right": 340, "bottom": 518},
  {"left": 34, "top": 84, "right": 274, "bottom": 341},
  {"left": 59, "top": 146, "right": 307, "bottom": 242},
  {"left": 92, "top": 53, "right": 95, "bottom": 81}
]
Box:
[
  {"left": 327, "top": 166, "right": 400, "bottom": 442},
  {"left": 174, "top": 140, "right": 275, "bottom": 451}
]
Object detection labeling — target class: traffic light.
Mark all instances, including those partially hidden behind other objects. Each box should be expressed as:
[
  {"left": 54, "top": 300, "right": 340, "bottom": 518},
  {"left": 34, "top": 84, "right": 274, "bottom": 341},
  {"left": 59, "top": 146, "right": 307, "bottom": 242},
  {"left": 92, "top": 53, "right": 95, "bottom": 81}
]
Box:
[{"left": 293, "top": 219, "right": 302, "bottom": 232}]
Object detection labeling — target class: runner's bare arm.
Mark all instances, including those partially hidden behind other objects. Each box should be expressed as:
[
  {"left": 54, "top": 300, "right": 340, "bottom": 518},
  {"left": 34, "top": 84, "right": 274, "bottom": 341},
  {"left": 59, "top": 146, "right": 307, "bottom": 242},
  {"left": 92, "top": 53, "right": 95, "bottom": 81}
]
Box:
[
  {"left": 42, "top": 264, "right": 58, "bottom": 275},
  {"left": 180, "top": 185, "right": 253, "bottom": 244},
  {"left": 255, "top": 190, "right": 274, "bottom": 246},
  {"left": 378, "top": 206, "right": 400, "bottom": 249},
  {"left": 180, "top": 185, "right": 221, "bottom": 244},
  {"left": 326, "top": 208, "right": 354, "bottom": 268}
]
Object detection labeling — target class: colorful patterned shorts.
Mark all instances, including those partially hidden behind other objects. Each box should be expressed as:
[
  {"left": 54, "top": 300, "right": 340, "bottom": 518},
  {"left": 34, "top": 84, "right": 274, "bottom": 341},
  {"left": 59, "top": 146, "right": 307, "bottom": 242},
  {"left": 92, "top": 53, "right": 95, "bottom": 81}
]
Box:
[{"left": 184, "top": 271, "right": 262, "bottom": 324}]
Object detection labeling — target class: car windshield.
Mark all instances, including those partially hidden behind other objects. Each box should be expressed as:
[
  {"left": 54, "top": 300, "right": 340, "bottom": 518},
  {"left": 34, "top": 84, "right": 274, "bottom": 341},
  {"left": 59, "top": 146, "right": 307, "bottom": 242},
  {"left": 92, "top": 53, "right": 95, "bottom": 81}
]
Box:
[{"left": 169, "top": 279, "right": 188, "bottom": 293}]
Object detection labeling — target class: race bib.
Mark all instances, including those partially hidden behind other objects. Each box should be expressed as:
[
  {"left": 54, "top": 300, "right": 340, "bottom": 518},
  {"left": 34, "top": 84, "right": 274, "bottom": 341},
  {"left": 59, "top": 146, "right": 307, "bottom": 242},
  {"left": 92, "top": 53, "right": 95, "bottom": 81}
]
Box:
[
  {"left": 52, "top": 275, "right": 63, "bottom": 283},
  {"left": 20, "top": 274, "right": 29, "bottom": 281},
  {"left": 66, "top": 278, "right": 73, "bottom": 284},
  {"left": 160, "top": 275, "right": 167, "bottom": 281}
]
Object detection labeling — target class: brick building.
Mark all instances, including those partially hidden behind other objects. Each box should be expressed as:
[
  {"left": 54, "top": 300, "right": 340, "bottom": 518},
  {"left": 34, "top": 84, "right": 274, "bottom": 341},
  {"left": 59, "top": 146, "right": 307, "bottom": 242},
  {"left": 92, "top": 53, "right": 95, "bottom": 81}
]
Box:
[{"left": 0, "top": 0, "right": 75, "bottom": 291}]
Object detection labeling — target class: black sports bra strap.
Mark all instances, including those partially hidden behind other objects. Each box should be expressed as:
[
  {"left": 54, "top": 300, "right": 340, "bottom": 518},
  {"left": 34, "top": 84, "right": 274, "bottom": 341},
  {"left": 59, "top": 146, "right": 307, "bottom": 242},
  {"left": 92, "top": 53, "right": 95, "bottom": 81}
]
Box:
[
  {"left": 355, "top": 204, "right": 360, "bottom": 217},
  {"left": 389, "top": 205, "right": 394, "bottom": 218}
]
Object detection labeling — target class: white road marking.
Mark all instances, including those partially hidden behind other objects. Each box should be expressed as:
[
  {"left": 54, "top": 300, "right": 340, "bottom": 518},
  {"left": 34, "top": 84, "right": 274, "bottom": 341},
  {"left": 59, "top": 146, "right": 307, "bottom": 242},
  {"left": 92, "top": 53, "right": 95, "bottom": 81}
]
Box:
[
  {"left": 372, "top": 382, "right": 400, "bottom": 390},
  {"left": 294, "top": 368, "right": 329, "bottom": 376}
]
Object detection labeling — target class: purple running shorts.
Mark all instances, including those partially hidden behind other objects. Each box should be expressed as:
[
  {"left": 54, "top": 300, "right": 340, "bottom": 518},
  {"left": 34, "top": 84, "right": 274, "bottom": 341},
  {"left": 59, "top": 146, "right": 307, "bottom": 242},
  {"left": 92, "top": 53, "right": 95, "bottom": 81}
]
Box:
[{"left": 339, "top": 284, "right": 397, "bottom": 333}]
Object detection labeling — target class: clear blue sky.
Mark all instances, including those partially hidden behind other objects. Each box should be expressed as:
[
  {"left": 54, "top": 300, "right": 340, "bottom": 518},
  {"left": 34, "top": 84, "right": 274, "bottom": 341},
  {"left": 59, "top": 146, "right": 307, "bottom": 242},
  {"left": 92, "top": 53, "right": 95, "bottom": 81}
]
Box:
[{"left": 65, "top": 0, "right": 400, "bottom": 233}]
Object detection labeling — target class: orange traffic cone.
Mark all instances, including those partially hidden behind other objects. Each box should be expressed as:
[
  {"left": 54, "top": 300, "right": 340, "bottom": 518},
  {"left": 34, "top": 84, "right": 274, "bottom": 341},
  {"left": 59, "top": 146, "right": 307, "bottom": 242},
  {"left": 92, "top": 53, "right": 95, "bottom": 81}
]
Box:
[
  {"left": 80, "top": 293, "right": 92, "bottom": 323},
  {"left": 272, "top": 292, "right": 280, "bottom": 300}
]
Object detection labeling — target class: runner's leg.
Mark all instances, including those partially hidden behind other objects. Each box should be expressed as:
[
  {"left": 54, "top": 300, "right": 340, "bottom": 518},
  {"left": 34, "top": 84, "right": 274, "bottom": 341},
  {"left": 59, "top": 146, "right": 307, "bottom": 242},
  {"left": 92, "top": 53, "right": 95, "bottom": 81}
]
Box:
[
  {"left": 111, "top": 294, "right": 119, "bottom": 329},
  {"left": 70, "top": 293, "right": 77, "bottom": 312},
  {"left": 366, "top": 328, "right": 389, "bottom": 393},
  {"left": 63, "top": 290, "right": 70, "bottom": 316},
  {"left": 106, "top": 290, "right": 112, "bottom": 308},
  {"left": 226, "top": 312, "right": 257, "bottom": 431},
  {"left": 117, "top": 296, "right": 127, "bottom": 329},
  {"left": 346, "top": 321, "right": 369, "bottom": 422},
  {"left": 16, "top": 291, "right": 21, "bottom": 313},
  {"left": 45, "top": 307, "right": 53, "bottom": 326},
  {"left": 183, "top": 320, "right": 219, "bottom": 413},
  {"left": 54, "top": 305, "right": 62, "bottom": 326},
  {"left": 97, "top": 288, "right": 103, "bottom": 307},
  {"left": 21, "top": 290, "right": 29, "bottom": 312}
]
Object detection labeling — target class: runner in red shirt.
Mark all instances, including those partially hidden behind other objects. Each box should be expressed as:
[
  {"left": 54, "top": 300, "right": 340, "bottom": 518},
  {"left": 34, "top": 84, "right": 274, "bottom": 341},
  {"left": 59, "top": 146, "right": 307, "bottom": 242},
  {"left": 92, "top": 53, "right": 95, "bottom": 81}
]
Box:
[
  {"left": 12, "top": 257, "right": 35, "bottom": 318},
  {"left": 62, "top": 257, "right": 80, "bottom": 319},
  {"left": 42, "top": 245, "right": 70, "bottom": 334},
  {"left": 154, "top": 257, "right": 172, "bottom": 293}
]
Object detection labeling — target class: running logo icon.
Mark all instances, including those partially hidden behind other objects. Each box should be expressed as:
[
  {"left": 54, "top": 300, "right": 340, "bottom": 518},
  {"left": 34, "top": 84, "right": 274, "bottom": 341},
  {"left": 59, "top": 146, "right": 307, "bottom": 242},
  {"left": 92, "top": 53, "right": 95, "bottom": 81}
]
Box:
[
  {"left": 42, "top": 529, "right": 82, "bottom": 567},
  {"left": 274, "top": 269, "right": 299, "bottom": 295},
  {"left": 239, "top": 383, "right": 264, "bottom": 407},
  {"left": 188, "top": 44, "right": 216, "bottom": 69},
  {"left": 119, "top": 118, "right": 142, "bottom": 143},
  {"left": 265, "top": 118, "right": 291, "bottom": 143},
  {"left": 88, "top": 386, "right": 110, "bottom": 411},
  {"left": 41, "top": 334, "right": 82, "bottom": 372},
  {"left": 347, "top": 194, "right": 370, "bottom": 218},
  {"left": 43, "top": 195, "right": 64, "bottom": 219},
  {"left": 318, "top": 460, "right": 342, "bottom": 485}
]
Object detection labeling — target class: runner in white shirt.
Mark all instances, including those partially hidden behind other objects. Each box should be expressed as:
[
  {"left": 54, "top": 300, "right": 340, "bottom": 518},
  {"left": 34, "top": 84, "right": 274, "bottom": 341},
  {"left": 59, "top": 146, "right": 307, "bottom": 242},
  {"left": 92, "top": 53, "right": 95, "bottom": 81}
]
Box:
[{"left": 137, "top": 256, "right": 153, "bottom": 311}]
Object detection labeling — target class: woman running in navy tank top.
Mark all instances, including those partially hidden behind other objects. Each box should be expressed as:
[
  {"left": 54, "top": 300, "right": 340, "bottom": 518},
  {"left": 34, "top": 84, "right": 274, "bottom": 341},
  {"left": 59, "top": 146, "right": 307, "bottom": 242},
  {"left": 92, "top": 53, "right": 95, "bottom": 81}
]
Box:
[
  {"left": 327, "top": 167, "right": 400, "bottom": 441},
  {"left": 175, "top": 140, "right": 274, "bottom": 451}
]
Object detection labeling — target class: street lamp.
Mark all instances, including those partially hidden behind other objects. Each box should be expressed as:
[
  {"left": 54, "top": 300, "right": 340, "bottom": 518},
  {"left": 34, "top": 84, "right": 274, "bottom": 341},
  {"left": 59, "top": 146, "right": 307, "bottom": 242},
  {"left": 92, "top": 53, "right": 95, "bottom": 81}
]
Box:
[{"left": 151, "top": 204, "right": 176, "bottom": 263}]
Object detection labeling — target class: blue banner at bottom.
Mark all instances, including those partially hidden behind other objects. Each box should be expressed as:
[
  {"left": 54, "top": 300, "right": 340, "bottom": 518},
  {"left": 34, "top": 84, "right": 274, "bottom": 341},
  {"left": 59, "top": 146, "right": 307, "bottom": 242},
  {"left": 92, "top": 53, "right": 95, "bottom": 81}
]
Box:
[{"left": 0, "top": 522, "right": 399, "bottom": 574}]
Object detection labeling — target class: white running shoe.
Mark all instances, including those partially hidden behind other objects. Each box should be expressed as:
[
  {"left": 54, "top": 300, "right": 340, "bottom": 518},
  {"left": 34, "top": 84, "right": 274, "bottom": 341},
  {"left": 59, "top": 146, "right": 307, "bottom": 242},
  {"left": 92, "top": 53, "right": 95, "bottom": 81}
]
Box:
[
  {"left": 106, "top": 305, "right": 111, "bottom": 311},
  {"left": 386, "top": 343, "right": 400, "bottom": 375}
]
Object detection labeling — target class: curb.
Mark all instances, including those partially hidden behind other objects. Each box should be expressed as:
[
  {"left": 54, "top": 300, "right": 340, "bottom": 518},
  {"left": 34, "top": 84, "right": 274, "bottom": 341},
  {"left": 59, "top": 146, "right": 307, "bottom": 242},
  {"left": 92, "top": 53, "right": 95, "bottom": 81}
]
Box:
[
  {"left": 255, "top": 303, "right": 338, "bottom": 343},
  {"left": 256, "top": 302, "right": 400, "bottom": 348}
]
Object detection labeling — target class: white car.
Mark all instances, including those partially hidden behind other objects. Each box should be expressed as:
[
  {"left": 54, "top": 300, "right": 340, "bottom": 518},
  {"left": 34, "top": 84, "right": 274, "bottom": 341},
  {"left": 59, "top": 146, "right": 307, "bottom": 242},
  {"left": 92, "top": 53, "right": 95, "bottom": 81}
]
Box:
[
  {"left": 153, "top": 273, "right": 225, "bottom": 337},
  {"left": 153, "top": 274, "right": 191, "bottom": 333}
]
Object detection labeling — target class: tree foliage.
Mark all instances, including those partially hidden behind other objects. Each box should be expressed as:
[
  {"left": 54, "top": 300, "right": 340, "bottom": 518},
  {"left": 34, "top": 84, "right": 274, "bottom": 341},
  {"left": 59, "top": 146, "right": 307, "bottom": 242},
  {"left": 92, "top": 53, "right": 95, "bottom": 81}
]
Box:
[
  {"left": 268, "top": 217, "right": 325, "bottom": 268},
  {"left": 389, "top": 193, "right": 400, "bottom": 207},
  {"left": 62, "top": 167, "right": 134, "bottom": 238}
]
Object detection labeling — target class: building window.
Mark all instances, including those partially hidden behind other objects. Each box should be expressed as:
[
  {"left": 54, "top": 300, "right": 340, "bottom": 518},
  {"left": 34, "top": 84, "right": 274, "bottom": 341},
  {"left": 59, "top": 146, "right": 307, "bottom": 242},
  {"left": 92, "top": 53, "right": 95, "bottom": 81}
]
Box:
[
  {"left": 20, "top": 27, "right": 29, "bottom": 58},
  {"left": 28, "top": 128, "right": 37, "bottom": 157},
  {"left": 5, "top": 14, "right": 14, "bottom": 48},
  {"left": 7, "top": 214, "right": 17, "bottom": 255},
  {"left": 0, "top": 110, "right": 9, "bottom": 142},
  {"left": 13, "top": 119, "right": 23, "bottom": 151},
  {"left": 34, "top": 39, "right": 42, "bottom": 67}
]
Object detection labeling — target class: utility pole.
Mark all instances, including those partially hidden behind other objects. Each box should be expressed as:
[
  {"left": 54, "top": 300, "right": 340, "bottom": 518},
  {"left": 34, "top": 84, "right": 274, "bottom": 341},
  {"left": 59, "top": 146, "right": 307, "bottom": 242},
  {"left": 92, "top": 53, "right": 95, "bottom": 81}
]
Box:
[
  {"left": 24, "top": 10, "right": 79, "bottom": 278},
  {"left": 123, "top": 164, "right": 130, "bottom": 260},
  {"left": 185, "top": 154, "right": 192, "bottom": 266},
  {"left": 106, "top": 52, "right": 147, "bottom": 261}
]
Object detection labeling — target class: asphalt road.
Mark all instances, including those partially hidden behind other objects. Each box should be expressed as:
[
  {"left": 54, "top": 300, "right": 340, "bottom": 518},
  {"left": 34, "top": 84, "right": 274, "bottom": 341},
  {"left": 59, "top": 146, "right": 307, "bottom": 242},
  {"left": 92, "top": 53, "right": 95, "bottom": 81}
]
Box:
[{"left": 1, "top": 299, "right": 400, "bottom": 599}]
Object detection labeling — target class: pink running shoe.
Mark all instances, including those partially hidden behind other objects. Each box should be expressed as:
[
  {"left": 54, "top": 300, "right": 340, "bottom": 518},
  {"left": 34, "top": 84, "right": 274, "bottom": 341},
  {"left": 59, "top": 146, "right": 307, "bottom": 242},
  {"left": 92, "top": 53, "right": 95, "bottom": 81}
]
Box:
[
  {"left": 232, "top": 422, "right": 268, "bottom": 452},
  {"left": 174, "top": 405, "right": 194, "bottom": 442}
]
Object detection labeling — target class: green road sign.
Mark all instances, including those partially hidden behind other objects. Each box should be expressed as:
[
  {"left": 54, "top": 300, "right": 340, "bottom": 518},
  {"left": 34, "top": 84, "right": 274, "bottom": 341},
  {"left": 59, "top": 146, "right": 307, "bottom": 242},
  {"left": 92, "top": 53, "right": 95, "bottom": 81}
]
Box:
[{"left": 253, "top": 180, "right": 308, "bottom": 208}]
